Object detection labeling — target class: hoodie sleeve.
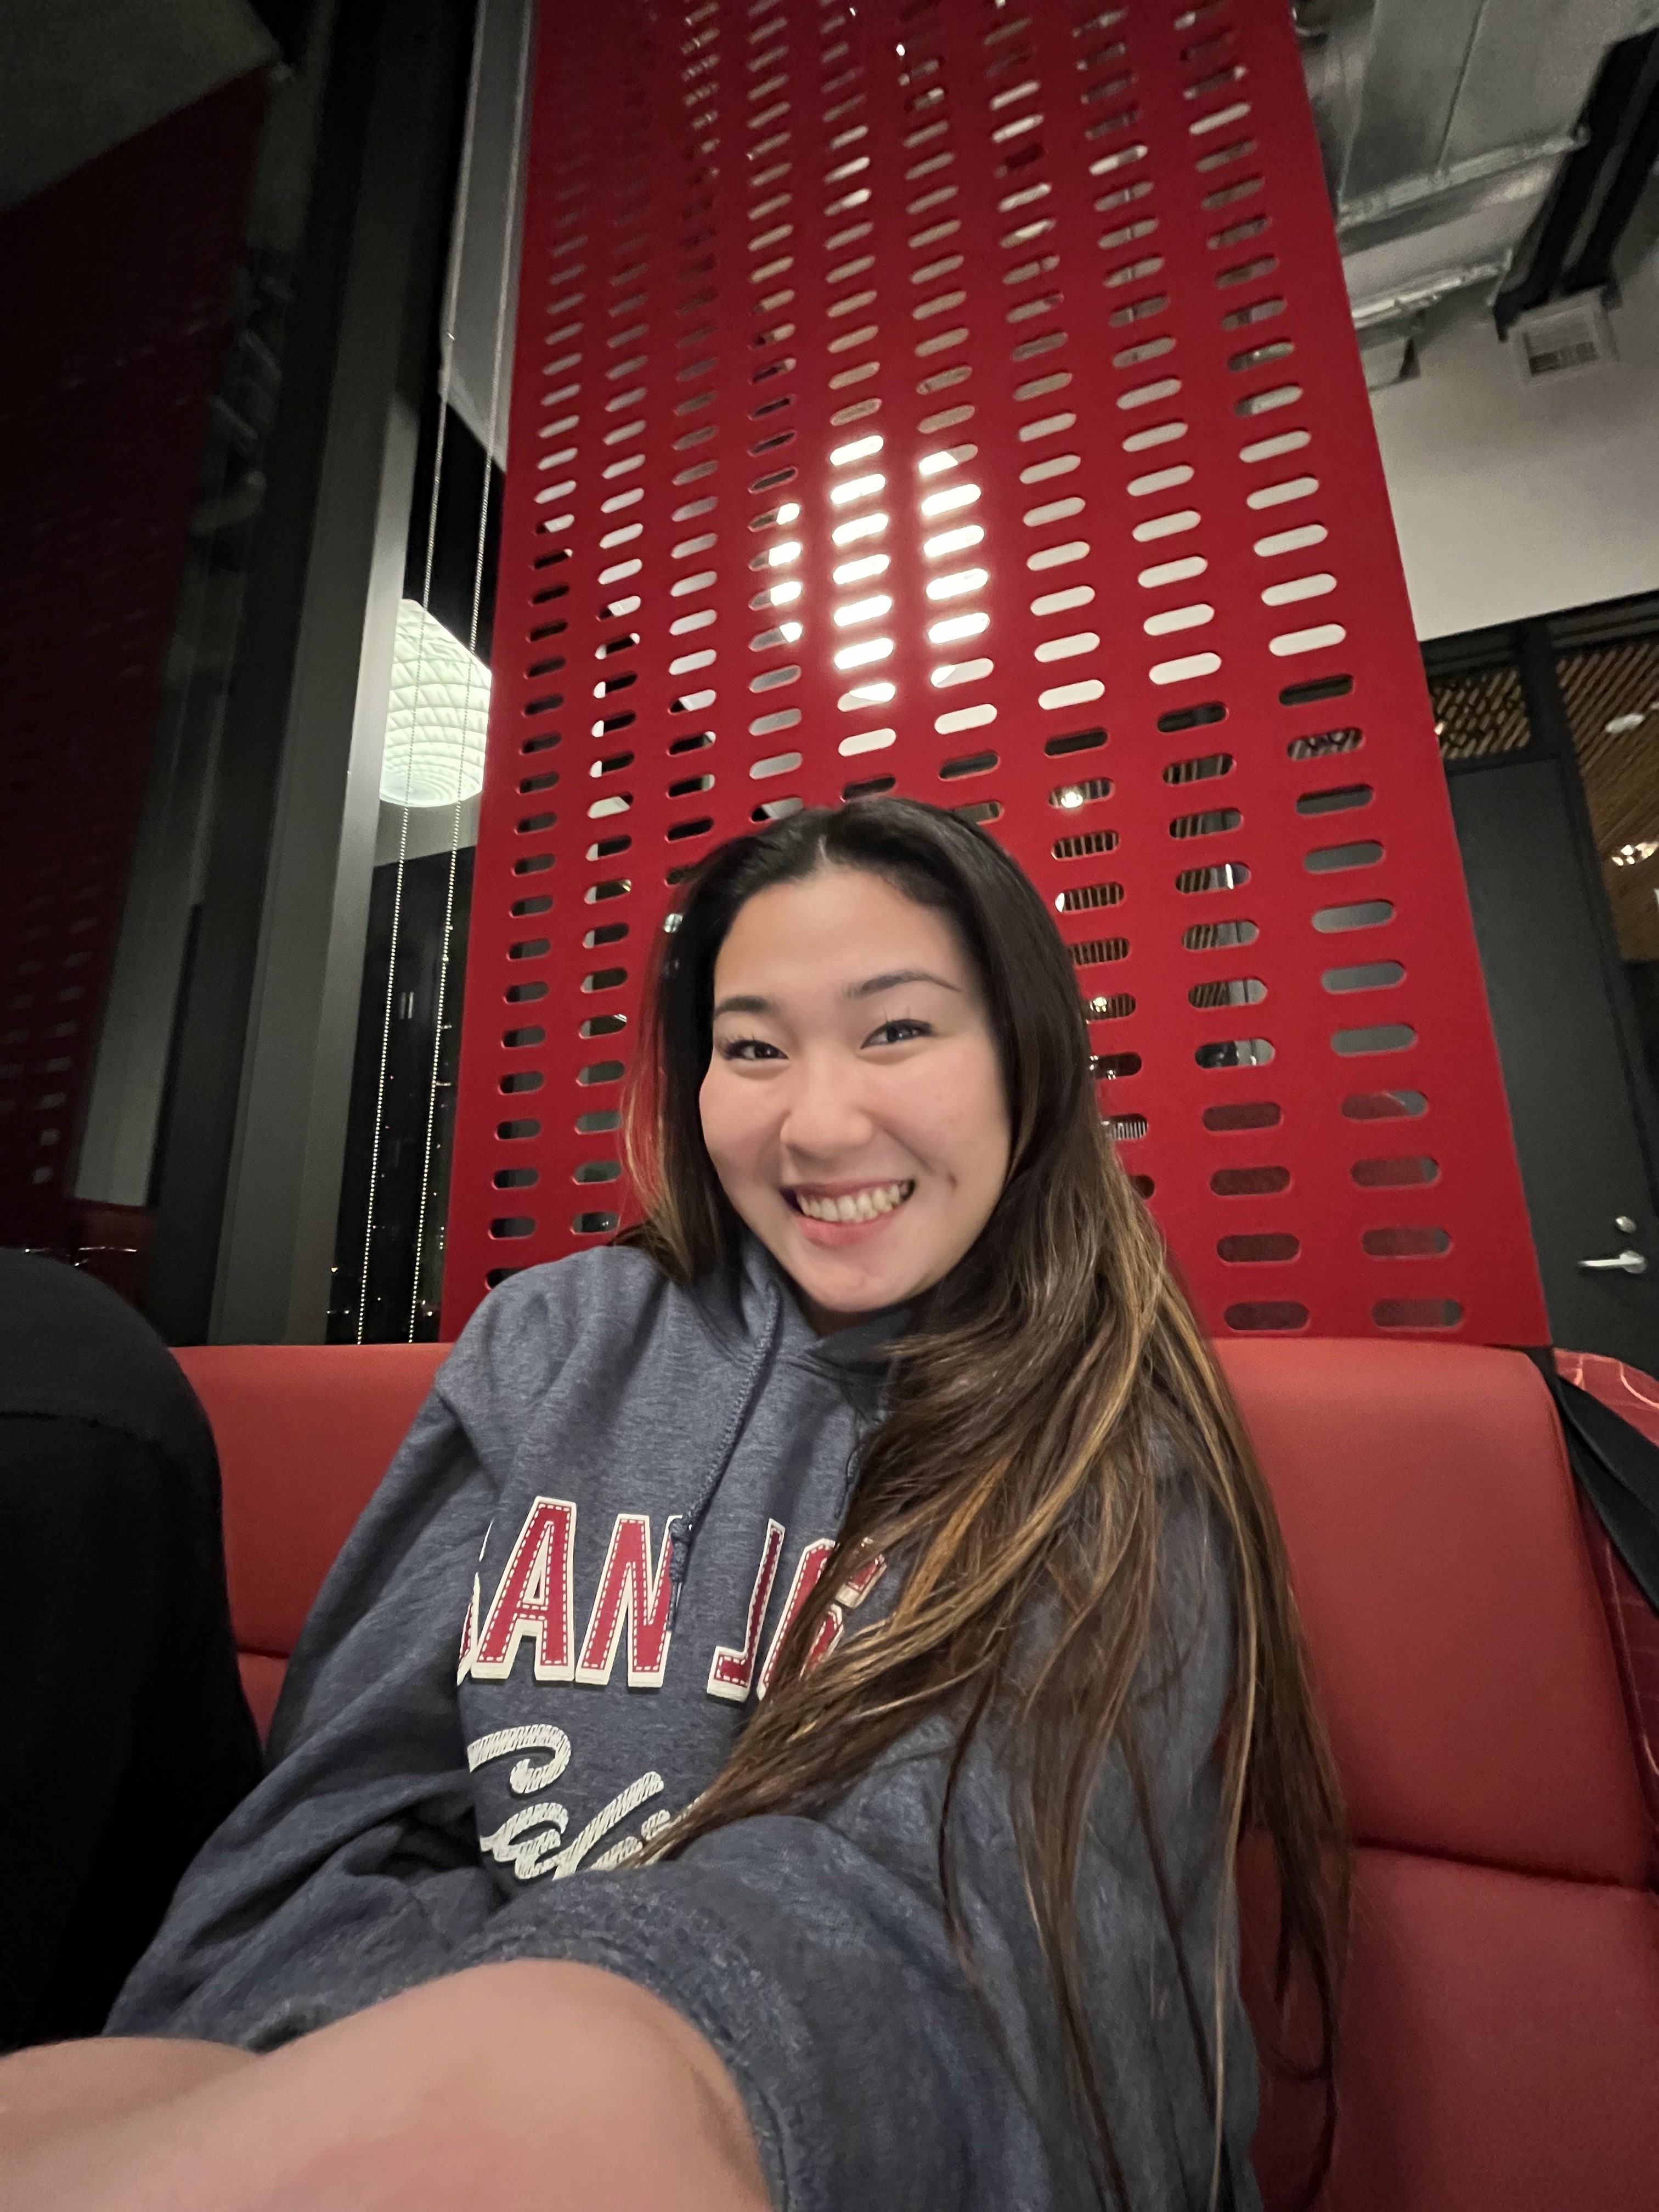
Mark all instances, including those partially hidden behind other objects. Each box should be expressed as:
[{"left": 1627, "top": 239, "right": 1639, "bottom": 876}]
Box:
[
  {"left": 439, "top": 1483, "right": 1256, "bottom": 2212},
  {"left": 100, "top": 1254, "right": 616, "bottom": 2044},
  {"left": 103, "top": 1380, "right": 502, "bottom": 2042}
]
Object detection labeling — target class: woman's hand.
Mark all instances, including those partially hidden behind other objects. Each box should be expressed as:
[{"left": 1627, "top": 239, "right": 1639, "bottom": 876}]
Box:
[{"left": 2, "top": 1962, "right": 772, "bottom": 2212}]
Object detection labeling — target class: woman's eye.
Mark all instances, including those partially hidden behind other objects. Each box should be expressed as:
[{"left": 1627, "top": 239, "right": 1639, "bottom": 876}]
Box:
[
  {"left": 720, "top": 1036, "right": 784, "bottom": 1062},
  {"left": 867, "top": 1018, "right": 931, "bottom": 1047}
]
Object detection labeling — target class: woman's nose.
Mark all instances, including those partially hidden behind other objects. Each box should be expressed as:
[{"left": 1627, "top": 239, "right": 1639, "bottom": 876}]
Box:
[{"left": 776, "top": 1047, "right": 876, "bottom": 1159}]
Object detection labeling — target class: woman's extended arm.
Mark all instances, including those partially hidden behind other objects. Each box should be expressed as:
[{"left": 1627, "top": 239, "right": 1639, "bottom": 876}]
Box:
[
  {"left": 8, "top": 1481, "right": 1247, "bottom": 2212},
  {"left": 0, "top": 2037, "right": 255, "bottom": 2164},
  {"left": 415, "top": 1487, "right": 1252, "bottom": 2212},
  {"left": 3, "top": 1962, "right": 769, "bottom": 2212}
]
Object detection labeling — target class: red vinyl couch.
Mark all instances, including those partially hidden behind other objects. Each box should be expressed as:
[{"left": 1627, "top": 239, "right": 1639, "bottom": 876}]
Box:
[{"left": 174, "top": 1337, "right": 1659, "bottom": 2212}]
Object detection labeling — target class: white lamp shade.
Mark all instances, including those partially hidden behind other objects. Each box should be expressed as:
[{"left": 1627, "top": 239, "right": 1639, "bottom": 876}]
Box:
[{"left": 381, "top": 600, "right": 491, "bottom": 807}]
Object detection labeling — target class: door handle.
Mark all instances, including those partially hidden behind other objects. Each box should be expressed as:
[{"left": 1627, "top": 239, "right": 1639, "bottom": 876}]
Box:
[{"left": 1577, "top": 1248, "right": 1650, "bottom": 1276}]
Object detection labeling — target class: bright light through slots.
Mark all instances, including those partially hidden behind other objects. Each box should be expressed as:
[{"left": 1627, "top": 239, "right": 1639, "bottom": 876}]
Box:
[
  {"left": 919, "top": 483, "right": 980, "bottom": 519},
  {"left": 926, "top": 567, "right": 987, "bottom": 601},
  {"left": 834, "top": 636, "right": 894, "bottom": 670},
  {"left": 832, "top": 513, "right": 888, "bottom": 546},
  {"left": 828, "top": 426, "right": 894, "bottom": 692},
  {"left": 924, "top": 524, "right": 983, "bottom": 559},
  {"left": 831, "top": 472, "right": 887, "bottom": 507},
  {"left": 834, "top": 594, "right": 893, "bottom": 627},
  {"left": 833, "top": 552, "right": 889, "bottom": 585},
  {"left": 918, "top": 448, "right": 986, "bottom": 685}
]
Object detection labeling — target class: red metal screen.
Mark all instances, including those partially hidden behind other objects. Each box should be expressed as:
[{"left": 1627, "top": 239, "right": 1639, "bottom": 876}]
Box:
[
  {"left": 0, "top": 78, "right": 264, "bottom": 1250},
  {"left": 442, "top": 0, "right": 1548, "bottom": 1346}
]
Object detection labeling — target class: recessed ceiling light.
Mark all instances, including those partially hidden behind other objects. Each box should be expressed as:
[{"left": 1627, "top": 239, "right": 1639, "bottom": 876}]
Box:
[{"left": 1605, "top": 711, "right": 1646, "bottom": 735}]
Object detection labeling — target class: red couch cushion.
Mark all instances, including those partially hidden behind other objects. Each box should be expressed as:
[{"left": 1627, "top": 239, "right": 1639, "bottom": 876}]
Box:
[
  {"left": 182, "top": 1333, "right": 1659, "bottom": 2209},
  {"left": 188, "top": 1336, "right": 1654, "bottom": 1886},
  {"left": 1220, "top": 1339, "right": 1654, "bottom": 1887},
  {"left": 1244, "top": 1843, "right": 1659, "bottom": 2212},
  {"left": 176, "top": 1341, "right": 444, "bottom": 1666}
]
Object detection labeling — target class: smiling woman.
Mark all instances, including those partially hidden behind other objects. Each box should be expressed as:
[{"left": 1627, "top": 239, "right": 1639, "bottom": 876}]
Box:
[
  {"left": 4, "top": 799, "right": 1344, "bottom": 2212},
  {"left": 612, "top": 797, "right": 1348, "bottom": 2204},
  {"left": 697, "top": 866, "right": 1011, "bottom": 1330}
]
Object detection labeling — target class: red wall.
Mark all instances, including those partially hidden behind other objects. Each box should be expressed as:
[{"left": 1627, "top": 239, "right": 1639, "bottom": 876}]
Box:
[
  {"left": 442, "top": 0, "right": 1547, "bottom": 1346},
  {"left": 0, "top": 77, "right": 265, "bottom": 1249}
]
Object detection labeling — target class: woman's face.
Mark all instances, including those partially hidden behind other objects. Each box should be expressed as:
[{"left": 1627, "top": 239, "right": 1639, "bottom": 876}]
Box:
[{"left": 699, "top": 864, "right": 1012, "bottom": 1331}]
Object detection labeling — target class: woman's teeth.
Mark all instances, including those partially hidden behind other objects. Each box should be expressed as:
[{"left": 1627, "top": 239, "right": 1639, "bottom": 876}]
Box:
[{"left": 794, "top": 1180, "right": 914, "bottom": 1223}]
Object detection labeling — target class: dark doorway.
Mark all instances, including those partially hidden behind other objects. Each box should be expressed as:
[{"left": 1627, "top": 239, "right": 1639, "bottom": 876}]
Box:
[
  {"left": 330, "top": 847, "right": 473, "bottom": 1342},
  {"left": 1430, "top": 599, "right": 1659, "bottom": 1363}
]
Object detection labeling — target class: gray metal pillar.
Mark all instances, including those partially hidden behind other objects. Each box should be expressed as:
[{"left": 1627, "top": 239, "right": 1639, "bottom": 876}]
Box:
[
  {"left": 143, "top": 0, "right": 475, "bottom": 1342},
  {"left": 211, "top": 390, "right": 417, "bottom": 1341}
]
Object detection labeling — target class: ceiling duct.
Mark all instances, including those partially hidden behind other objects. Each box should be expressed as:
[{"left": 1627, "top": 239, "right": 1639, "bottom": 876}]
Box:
[{"left": 1298, "top": 0, "right": 1659, "bottom": 376}]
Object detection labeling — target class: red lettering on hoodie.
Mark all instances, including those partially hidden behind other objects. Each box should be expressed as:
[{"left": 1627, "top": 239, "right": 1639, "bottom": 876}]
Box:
[
  {"left": 576, "top": 1513, "right": 676, "bottom": 1689},
  {"left": 471, "top": 1497, "right": 577, "bottom": 1682},
  {"left": 804, "top": 1550, "right": 889, "bottom": 1671},
  {"left": 706, "top": 1517, "right": 786, "bottom": 1703},
  {"left": 756, "top": 1538, "right": 837, "bottom": 1700}
]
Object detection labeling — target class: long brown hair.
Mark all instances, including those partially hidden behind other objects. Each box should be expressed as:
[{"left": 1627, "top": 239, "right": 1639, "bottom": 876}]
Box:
[{"left": 623, "top": 797, "right": 1346, "bottom": 2205}]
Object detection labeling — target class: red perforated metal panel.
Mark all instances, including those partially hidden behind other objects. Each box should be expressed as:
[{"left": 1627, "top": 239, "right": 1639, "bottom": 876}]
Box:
[
  {"left": 442, "top": 0, "right": 1548, "bottom": 1347},
  {"left": 0, "top": 78, "right": 264, "bottom": 1249}
]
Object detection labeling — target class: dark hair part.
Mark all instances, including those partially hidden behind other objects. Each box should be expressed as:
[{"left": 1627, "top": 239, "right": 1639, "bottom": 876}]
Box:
[{"left": 624, "top": 797, "right": 1347, "bottom": 2207}]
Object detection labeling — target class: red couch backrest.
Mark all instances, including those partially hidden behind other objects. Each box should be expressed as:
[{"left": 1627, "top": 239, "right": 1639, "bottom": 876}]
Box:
[
  {"left": 176, "top": 1335, "right": 1659, "bottom": 2211},
  {"left": 176, "top": 1341, "right": 446, "bottom": 1736}
]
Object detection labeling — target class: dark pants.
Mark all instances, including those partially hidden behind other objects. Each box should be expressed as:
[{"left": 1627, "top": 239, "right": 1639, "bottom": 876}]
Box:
[{"left": 0, "top": 1267, "right": 263, "bottom": 2050}]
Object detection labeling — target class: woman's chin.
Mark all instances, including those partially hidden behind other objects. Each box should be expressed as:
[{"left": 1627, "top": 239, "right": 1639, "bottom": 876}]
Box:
[
  {"left": 737, "top": 1194, "right": 946, "bottom": 1327},
  {"left": 783, "top": 1240, "right": 932, "bottom": 1330}
]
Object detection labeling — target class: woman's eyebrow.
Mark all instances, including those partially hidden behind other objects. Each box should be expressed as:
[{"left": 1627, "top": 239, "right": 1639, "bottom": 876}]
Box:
[
  {"left": 847, "top": 968, "right": 961, "bottom": 999},
  {"left": 712, "top": 970, "right": 959, "bottom": 1017}
]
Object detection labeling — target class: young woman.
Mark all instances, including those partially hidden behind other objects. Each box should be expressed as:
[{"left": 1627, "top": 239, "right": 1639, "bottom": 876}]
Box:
[{"left": 2, "top": 797, "right": 1345, "bottom": 2212}]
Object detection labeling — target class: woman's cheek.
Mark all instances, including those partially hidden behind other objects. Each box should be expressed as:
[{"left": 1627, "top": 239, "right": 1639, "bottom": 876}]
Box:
[
  {"left": 711, "top": 1086, "right": 775, "bottom": 1190},
  {"left": 904, "top": 1044, "right": 1005, "bottom": 1168}
]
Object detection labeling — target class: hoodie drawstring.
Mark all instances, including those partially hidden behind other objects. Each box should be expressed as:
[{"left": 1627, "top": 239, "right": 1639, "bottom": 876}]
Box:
[{"left": 665, "top": 1282, "right": 785, "bottom": 1630}]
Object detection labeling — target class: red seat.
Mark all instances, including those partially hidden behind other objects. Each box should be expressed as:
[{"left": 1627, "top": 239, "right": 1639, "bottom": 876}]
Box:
[
  {"left": 1223, "top": 1341, "right": 1658, "bottom": 2212},
  {"left": 175, "top": 1341, "right": 445, "bottom": 1740},
  {"left": 176, "top": 1336, "right": 1659, "bottom": 2210}
]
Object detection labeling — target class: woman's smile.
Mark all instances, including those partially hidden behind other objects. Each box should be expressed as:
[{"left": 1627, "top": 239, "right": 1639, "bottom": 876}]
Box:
[{"left": 785, "top": 1177, "right": 917, "bottom": 1238}]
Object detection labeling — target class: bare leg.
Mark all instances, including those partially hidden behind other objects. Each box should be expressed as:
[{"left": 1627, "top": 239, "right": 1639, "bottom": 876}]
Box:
[{"left": 4, "top": 1961, "right": 771, "bottom": 2212}]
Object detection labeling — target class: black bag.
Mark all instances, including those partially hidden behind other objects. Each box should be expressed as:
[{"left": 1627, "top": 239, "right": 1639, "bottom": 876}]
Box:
[{"left": 1533, "top": 1358, "right": 1659, "bottom": 1615}]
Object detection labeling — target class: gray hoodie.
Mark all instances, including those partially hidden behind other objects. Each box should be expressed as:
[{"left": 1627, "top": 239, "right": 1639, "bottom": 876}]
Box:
[{"left": 110, "top": 1237, "right": 1259, "bottom": 2211}]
